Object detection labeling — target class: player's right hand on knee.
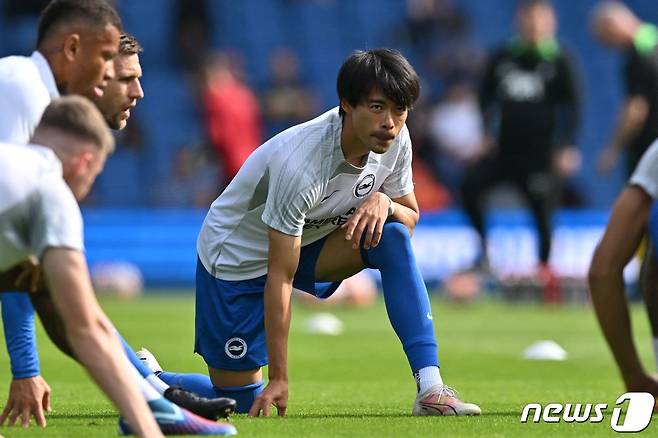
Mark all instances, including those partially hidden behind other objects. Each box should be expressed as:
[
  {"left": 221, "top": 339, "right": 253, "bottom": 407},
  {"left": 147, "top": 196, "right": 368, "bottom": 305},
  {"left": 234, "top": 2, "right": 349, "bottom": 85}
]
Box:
[
  {"left": 248, "top": 379, "right": 288, "bottom": 417},
  {"left": 0, "top": 375, "right": 52, "bottom": 427}
]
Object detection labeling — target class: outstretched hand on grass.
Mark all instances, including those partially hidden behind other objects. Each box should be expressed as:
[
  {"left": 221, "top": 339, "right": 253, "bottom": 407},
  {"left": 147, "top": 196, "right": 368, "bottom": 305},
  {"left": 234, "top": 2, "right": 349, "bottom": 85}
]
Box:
[
  {"left": 248, "top": 379, "right": 288, "bottom": 417},
  {"left": 0, "top": 376, "right": 52, "bottom": 427}
]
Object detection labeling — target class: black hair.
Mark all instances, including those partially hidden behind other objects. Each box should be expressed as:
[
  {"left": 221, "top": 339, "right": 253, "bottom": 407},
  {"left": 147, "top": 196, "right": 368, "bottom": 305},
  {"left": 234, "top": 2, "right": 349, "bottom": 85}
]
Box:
[
  {"left": 337, "top": 48, "right": 420, "bottom": 116},
  {"left": 37, "top": 0, "right": 122, "bottom": 47}
]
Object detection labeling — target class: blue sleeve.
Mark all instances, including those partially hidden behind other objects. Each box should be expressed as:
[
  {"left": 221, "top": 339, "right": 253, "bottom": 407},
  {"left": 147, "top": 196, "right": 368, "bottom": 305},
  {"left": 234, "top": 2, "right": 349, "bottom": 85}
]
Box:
[{"left": 1, "top": 293, "right": 40, "bottom": 379}]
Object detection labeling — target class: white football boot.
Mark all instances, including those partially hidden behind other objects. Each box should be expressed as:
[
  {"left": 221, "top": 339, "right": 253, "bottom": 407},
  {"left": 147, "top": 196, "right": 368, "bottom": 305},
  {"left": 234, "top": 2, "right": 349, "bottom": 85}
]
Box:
[{"left": 412, "top": 384, "right": 481, "bottom": 416}]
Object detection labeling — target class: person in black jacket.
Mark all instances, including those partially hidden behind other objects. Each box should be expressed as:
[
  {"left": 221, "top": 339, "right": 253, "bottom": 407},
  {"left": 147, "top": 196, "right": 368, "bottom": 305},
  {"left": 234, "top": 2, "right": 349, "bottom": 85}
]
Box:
[
  {"left": 460, "top": 0, "right": 581, "bottom": 296},
  {"left": 593, "top": 1, "right": 658, "bottom": 178}
]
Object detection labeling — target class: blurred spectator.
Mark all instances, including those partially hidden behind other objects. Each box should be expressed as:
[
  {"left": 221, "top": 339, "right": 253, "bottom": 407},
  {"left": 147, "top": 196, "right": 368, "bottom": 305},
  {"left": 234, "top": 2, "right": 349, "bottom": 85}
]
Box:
[
  {"left": 402, "top": 0, "right": 468, "bottom": 54},
  {"left": 424, "top": 81, "right": 485, "bottom": 198},
  {"left": 261, "top": 47, "right": 319, "bottom": 139},
  {"left": 592, "top": 1, "right": 658, "bottom": 177},
  {"left": 173, "top": 0, "right": 210, "bottom": 71},
  {"left": 460, "top": 0, "right": 581, "bottom": 292},
  {"left": 155, "top": 145, "right": 220, "bottom": 207},
  {"left": 198, "top": 53, "right": 262, "bottom": 185}
]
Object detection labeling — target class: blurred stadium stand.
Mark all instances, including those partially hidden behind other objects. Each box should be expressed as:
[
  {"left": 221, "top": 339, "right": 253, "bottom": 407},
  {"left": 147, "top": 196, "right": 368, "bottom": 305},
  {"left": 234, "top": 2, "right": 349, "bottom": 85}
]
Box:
[
  {"left": 2, "top": 0, "right": 657, "bottom": 208},
  {"left": 83, "top": 208, "right": 612, "bottom": 286}
]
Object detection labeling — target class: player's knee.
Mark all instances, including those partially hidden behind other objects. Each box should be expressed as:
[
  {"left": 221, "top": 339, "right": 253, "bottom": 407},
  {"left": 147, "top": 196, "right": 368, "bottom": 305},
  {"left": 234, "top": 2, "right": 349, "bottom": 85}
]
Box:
[{"left": 380, "top": 222, "right": 411, "bottom": 248}]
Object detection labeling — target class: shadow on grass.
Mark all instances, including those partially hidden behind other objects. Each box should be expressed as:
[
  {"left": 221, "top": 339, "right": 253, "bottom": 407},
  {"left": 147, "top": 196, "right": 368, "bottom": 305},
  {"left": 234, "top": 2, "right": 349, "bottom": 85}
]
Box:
[
  {"left": 241, "top": 411, "right": 522, "bottom": 419},
  {"left": 49, "top": 412, "right": 117, "bottom": 420}
]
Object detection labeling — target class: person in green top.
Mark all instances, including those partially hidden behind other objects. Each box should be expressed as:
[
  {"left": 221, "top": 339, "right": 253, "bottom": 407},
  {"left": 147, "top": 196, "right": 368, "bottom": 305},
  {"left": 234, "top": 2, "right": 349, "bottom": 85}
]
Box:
[
  {"left": 593, "top": 1, "right": 658, "bottom": 177},
  {"left": 460, "top": 0, "right": 581, "bottom": 294}
]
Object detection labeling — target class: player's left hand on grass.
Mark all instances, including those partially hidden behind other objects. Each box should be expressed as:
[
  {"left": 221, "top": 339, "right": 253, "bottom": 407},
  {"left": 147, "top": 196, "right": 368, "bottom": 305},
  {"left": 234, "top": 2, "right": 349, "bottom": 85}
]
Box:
[
  {"left": 248, "top": 379, "right": 287, "bottom": 417},
  {"left": 0, "top": 375, "right": 52, "bottom": 427},
  {"left": 342, "top": 192, "right": 391, "bottom": 250}
]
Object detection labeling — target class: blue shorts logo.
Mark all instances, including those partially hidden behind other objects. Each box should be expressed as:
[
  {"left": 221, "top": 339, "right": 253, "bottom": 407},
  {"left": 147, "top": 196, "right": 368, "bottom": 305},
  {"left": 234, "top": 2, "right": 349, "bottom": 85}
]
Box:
[{"left": 224, "top": 337, "right": 247, "bottom": 359}]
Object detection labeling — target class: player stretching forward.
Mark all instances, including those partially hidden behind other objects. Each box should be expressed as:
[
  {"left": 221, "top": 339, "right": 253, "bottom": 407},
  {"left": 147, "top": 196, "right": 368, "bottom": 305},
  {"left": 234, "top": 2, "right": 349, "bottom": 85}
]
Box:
[
  {"left": 589, "top": 137, "right": 658, "bottom": 398},
  {"left": 143, "top": 49, "right": 481, "bottom": 417},
  {"left": 0, "top": 1, "right": 234, "bottom": 431},
  {"left": 0, "top": 96, "right": 166, "bottom": 436}
]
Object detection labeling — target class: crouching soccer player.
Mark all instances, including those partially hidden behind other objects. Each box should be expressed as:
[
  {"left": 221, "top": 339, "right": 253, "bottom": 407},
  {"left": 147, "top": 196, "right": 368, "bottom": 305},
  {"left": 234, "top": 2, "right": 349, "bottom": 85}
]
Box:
[
  {"left": 0, "top": 96, "right": 165, "bottom": 436},
  {"left": 589, "top": 137, "right": 658, "bottom": 399},
  {"left": 0, "top": 31, "right": 235, "bottom": 430},
  {"left": 141, "top": 49, "right": 481, "bottom": 417}
]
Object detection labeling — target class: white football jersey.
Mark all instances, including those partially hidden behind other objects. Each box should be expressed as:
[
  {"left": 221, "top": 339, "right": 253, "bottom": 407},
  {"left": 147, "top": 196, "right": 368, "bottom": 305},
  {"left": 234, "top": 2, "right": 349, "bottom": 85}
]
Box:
[
  {"left": 630, "top": 138, "right": 658, "bottom": 198},
  {"left": 0, "top": 142, "right": 84, "bottom": 271},
  {"left": 0, "top": 51, "right": 59, "bottom": 144},
  {"left": 198, "top": 107, "right": 414, "bottom": 281}
]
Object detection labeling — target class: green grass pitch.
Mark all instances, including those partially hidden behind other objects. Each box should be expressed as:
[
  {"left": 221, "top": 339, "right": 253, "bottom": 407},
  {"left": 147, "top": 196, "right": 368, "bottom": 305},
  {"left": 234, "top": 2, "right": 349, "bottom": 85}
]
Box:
[{"left": 0, "top": 292, "right": 656, "bottom": 437}]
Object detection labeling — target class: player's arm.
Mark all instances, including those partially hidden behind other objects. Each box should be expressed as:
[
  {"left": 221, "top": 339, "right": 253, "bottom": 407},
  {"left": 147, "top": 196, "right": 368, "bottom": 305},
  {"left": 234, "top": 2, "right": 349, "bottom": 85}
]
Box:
[
  {"left": 0, "top": 258, "right": 49, "bottom": 428},
  {"left": 40, "top": 248, "right": 161, "bottom": 437},
  {"left": 598, "top": 55, "right": 650, "bottom": 173},
  {"left": 0, "top": 293, "right": 51, "bottom": 428},
  {"left": 342, "top": 190, "right": 419, "bottom": 250},
  {"left": 249, "top": 228, "right": 301, "bottom": 417},
  {"left": 597, "top": 96, "right": 649, "bottom": 173},
  {"left": 552, "top": 54, "right": 582, "bottom": 177},
  {"left": 588, "top": 185, "right": 656, "bottom": 391},
  {"left": 390, "top": 191, "right": 420, "bottom": 232}
]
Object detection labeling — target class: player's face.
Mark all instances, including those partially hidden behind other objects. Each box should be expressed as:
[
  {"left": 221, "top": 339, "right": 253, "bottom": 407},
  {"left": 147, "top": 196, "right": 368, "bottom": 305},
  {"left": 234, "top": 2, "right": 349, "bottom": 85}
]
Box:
[
  {"left": 518, "top": 4, "right": 556, "bottom": 44},
  {"left": 66, "top": 24, "right": 120, "bottom": 100},
  {"left": 344, "top": 90, "right": 408, "bottom": 155},
  {"left": 95, "top": 54, "right": 144, "bottom": 130},
  {"left": 65, "top": 147, "right": 107, "bottom": 200},
  {"left": 594, "top": 17, "right": 630, "bottom": 48}
]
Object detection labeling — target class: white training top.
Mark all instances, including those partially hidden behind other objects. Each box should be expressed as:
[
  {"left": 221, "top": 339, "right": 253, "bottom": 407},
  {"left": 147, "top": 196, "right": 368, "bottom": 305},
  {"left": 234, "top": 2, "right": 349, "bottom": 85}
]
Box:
[
  {"left": 0, "top": 51, "right": 59, "bottom": 143},
  {"left": 0, "top": 143, "right": 84, "bottom": 271},
  {"left": 630, "top": 138, "right": 658, "bottom": 198},
  {"left": 198, "top": 107, "right": 414, "bottom": 281}
]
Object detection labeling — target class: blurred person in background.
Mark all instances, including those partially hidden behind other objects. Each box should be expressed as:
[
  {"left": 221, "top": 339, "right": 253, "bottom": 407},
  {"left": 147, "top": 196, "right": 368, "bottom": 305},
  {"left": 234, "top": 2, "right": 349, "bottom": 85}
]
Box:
[
  {"left": 173, "top": 0, "right": 210, "bottom": 72},
  {"left": 401, "top": 0, "right": 468, "bottom": 56},
  {"left": 424, "top": 80, "right": 485, "bottom": 200},
  {"left": 593, "top": 1, "right": 658, "bottom": 178},
  {"left": 460, "top": 0, "right": 581, "bottom": 299},
  {"left": 199, "top": 52, "right": 262, "bottom": 186},
  {"left": 261, "top": 47, "right": 319, "bottom": 139}
]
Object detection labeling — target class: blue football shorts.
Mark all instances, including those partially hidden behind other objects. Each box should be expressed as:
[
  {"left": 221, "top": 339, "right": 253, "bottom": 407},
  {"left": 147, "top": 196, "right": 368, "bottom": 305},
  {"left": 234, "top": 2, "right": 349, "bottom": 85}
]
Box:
[{"left": 194, "top": 235, "right": 342, "bottom": 371}]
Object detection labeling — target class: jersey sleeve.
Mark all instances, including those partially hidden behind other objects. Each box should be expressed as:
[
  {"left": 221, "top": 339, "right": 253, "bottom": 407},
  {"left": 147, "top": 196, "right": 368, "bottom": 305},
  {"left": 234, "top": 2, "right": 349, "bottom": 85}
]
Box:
[
  {"left": 629, "top": 138, "right": 658, "bottom": 198},
  {"left": 624, "top": 53, "right": 650, "bottom": 98},
  {"left": 30, "top": 175, "right": 84, "bottom": 258},
  {"left": 261, "top": 153, "right": 322, "bottom": 236},
  {"left": 380, "top": 126, "right": 414, "bottom": 199},
  {"left": 0, "top": 84, "right": 34, "bottom": 143}
]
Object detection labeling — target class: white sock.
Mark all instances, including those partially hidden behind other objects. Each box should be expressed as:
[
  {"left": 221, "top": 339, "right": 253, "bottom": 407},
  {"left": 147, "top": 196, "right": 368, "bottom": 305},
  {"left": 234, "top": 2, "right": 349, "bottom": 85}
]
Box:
[
  {"left": 415, "top": 366, "right": 443, "bottom": 394},
  {"left": 653, "top": 338, "right": 658, "bottom": 371},
  {"left": 130, "top": 365, "right": 163, "bottom": 402},
  {"left": 146, "top": 374, "right": 170, "bottom": 395}
]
